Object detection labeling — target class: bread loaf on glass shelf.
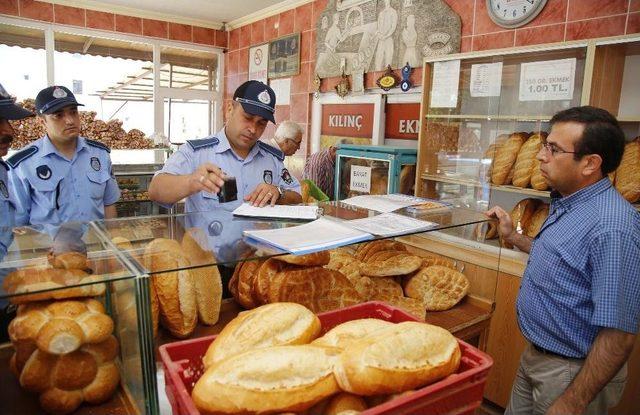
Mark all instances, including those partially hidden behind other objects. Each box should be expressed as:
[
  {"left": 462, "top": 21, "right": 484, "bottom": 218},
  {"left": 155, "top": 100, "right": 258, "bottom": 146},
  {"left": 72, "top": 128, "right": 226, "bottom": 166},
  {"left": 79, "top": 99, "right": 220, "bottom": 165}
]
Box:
[
  {"left": 614, "top": 138, "right": 640, "bottom": 203},
  {"left": 491, "top": 132, "right": 529, "bottom": 185}
]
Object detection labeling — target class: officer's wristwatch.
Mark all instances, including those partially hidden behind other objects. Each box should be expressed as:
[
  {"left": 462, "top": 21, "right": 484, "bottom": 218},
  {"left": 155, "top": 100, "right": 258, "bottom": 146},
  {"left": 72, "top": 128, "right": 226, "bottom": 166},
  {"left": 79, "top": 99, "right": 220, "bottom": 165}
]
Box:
[{"left": 276, "top": 185, "right": 285, "bottom": 201}]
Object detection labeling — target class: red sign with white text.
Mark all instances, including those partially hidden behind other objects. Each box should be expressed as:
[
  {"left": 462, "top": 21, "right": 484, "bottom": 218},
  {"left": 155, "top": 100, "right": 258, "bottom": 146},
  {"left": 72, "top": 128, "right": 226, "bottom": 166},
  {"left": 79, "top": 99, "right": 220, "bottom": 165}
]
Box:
[
  {"left": 321, "top": 104, "right": 374, "bottom": 138},
  {"left": 385, "top": 103, "right": 421, "bottom": 140}
]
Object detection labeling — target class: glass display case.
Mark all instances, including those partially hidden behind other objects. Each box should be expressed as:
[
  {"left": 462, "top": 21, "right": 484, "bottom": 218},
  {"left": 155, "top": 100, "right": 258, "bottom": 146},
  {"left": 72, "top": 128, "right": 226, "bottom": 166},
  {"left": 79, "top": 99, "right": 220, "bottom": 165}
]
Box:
[
  {"left": 113, "top": 163, "right": 166, "bottom": 217},
  {"left": 1, "top": 203, "right": 500, "bottom": 414},
  {"left": 335, "top": 144, "right": 417, "bottom": 200}
]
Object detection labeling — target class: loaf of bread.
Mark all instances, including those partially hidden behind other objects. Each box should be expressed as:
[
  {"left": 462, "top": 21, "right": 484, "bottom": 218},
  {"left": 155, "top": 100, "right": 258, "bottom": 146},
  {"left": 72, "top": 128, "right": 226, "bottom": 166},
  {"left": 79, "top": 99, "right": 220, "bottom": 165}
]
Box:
[
  {"left": 491, "top": 132, "right": 529, "bottom": 185},
  {"left": 530, "top": 157, "right": 548, "bottom": 190},
  {"left": 9, "top": 298, "right": 114, "bottom": 356},
  {"left": 510, "top": 198, "right": 542, "bottom": 235},
  {"left": 512, "top": 133, "right": 543, "bottom": 188},
  {"left": 525, "top": 203, "right": 550, "bottom": 238},
  {"left": 277, "top": 251, "right": 330, "bottom": 266},
  {"left": 333, "top": 322, "right": 460, "bottom": 395},
  {"left": 47, "top": 251, "right": 88, "bottom": 270},
  {"left": 360, "top": 251, "right": 423, "bottom": 277},
  {"left": 193, "top": 345, "right": 340, "bottom": 414},
  {"left": 144, "top": 239, "right": 197, "bottom": 339},
  {"left": 615, "top": 138, "right": 640, "bottom": 203},
  {"left": 312, "top": 318, "right": 394, "bottom": 350},
  {"left": 325, "top": 393, "right": 368, "bottom": 414},
  {"left": 475, "top": 221, "right": 498, "bottom": 240},
  {"left": 355, "top": 240, "right": 406, "bottom": 262},
  {"left": 11, "top": 335, "right": 120, "bottom": 415},
  {"left": 3, "top": 268, "right": 106, "bottom": 304},
  {"left": 181, "top": 228, "right": 223, "bottom": 326},
  {"left": 273, "top": 267, "right": 363, "bottom": 313},
  {"left": 237, "top": 259, "right": 265, "bottom": 309},
  {"left": 253, "top": 258, "right": 284, "bottom": 306},
  {"left": 404, "top": 265, "right": 469, "bottom": 311},
  {"left": 203, "top": 302, "right": 321, "bottom": 368}
]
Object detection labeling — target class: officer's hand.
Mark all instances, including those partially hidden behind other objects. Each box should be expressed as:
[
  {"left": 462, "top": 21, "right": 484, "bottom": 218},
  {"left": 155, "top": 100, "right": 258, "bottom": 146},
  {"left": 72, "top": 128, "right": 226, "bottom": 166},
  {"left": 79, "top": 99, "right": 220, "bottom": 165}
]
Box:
[
  {"left": 190, "top": 163, "right": 225, "bottom": 195},
  {"left": 245, "top": 183, "right": 278, "bottom": 207},
  {"left": 485, "top": 206, "right": 514, "bottom": 241}
]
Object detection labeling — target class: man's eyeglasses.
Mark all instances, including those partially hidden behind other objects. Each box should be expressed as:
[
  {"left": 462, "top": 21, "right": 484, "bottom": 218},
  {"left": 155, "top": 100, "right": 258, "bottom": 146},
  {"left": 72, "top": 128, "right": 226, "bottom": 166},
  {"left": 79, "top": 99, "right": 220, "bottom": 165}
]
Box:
[{"left": 541, "top": 142, "right": 577, "bottom": 156}]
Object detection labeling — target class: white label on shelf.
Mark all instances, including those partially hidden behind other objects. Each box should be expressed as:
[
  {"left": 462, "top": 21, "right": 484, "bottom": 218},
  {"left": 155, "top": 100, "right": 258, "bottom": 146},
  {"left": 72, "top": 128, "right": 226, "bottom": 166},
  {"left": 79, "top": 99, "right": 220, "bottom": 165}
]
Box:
[
  {"left": 350, "top": 165, "right": 372, "bottom": 193},
  {"left": 470, "top": 62, "right": 503, "bottom": 97},
  {"left": 430, "top": 60, "right": 460, "bottom": 108},
  {"left": 519, "top": 58, "right": 576, "bottom": 101}
]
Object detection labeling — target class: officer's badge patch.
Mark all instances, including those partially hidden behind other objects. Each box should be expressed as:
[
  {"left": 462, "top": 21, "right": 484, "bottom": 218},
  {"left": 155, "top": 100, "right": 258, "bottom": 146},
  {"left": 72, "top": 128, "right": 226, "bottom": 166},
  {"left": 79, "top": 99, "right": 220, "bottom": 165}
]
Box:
[
  {"left": 90, "top": 157, "right": 101, "bottom": 171},
  {"left": 263, "top": 170, "right": 273, "bottom": 184},
  {"left": 0, "top": 180, "right": 8, "bottom": 198},
  {"left": 52, "top": 87, "right": 67, "bottom": 98},
  {"left": 281, "top": 168, "right": 293, "bottom": 184},
  {"left": 36, "top": 165, "right": 52, "bottom": 180},
  {"left": 258, "top": 90, "right": 271, "bottom": 105}
]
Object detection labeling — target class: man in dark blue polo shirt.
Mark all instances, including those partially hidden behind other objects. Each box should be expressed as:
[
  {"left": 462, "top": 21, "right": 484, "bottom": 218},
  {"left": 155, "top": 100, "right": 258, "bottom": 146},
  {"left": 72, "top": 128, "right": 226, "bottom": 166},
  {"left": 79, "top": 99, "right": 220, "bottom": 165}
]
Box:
[{"left": 488, "top": 106, "right": 639, "bottom": 415}]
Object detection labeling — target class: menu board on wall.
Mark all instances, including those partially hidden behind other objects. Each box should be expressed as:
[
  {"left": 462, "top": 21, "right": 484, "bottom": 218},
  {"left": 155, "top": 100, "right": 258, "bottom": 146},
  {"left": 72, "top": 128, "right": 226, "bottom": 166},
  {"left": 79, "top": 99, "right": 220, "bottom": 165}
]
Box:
[{"left": 519, "top": 58, "right": 576, "bottom": 101}]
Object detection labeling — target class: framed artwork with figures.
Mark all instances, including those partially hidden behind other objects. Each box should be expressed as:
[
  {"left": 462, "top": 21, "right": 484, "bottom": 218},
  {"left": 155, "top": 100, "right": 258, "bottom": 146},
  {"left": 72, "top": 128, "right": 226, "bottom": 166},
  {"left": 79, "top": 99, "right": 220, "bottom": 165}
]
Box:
[{"left": 268, "top": 33, "right": 301, "bottom": 79}]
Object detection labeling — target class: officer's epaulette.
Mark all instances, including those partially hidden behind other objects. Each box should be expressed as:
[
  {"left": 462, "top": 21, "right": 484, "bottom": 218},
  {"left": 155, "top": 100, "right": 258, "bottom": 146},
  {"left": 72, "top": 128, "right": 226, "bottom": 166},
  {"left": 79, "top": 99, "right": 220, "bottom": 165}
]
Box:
[
  {"left": 187, "top": 137, "right": 219, "bottom": 151},
  {"left": 258, "top": 141, "right": 284, "bottom": 161},
  {"left": 7, "top": 146, "right": 38, "bottom": 168},
  {"left": 0, "top": 159, "right": 8, "bottom": 171},
  {"left": 85, "top": 139, "right": 111, "bottom": 153}
]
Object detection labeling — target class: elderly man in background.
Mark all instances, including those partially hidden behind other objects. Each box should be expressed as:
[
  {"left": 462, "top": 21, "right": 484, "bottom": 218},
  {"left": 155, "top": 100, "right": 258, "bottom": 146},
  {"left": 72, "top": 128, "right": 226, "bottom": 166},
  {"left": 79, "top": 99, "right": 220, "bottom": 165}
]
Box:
[
  {"left": 303, "top": 141, "right": 344, "bottom": 200},
  {"left": 267, "top": 120, "right": 303, "bottom": 157}
]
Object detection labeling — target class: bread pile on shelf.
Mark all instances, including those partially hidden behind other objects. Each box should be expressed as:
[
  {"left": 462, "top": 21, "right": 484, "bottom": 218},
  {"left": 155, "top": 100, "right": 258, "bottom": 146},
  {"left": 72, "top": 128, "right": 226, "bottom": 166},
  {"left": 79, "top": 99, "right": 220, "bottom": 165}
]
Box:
[
  {"left": 488, "top": 131, "right": 548, "bottom": 190},
  {"left": 192, "top": 302, "right": 461, "bottom": 414},
  {"left": 428, "top": 123, "right": 482, "bottom": 152},
  {"left": 141, "top": 230, "right": 224, "bottom": 338},
  {"left": 229, "top": 240, "right": 470, "bottom": 320},
  {"left": 3, "top": 252, "right": 121, "bottom": 415},
  {"left": 9, "top": 99, "right": 155, "bottom": 150},
  {"left": 476, "top": 198, "right": 550, "bottom": 248},
  {"left": 611, "top": 137, "right": 640, "bottom": 203}
]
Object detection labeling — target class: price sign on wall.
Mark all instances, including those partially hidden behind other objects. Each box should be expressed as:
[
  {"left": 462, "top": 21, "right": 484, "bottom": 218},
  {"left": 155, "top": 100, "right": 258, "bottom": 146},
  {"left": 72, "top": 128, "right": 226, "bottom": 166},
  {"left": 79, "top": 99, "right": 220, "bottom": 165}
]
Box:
[
  {"left": 519, "top": 58, "right": 576, "bottom": 101},
  {"left": 350, "top": 165, "right": 372, "bottom": 193}
]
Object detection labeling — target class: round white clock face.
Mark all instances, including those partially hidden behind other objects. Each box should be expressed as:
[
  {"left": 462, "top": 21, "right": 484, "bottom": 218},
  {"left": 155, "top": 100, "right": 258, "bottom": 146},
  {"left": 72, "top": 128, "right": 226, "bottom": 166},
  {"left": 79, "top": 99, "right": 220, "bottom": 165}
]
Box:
[{"left": 487, "top": 0, "right": 548, "bottom": 28}]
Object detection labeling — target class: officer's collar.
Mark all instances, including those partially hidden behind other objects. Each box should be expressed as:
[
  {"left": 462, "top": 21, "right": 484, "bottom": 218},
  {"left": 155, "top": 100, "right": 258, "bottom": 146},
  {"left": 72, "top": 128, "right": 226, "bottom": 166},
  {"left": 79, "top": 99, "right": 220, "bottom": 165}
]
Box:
[
  {"left": 41, "top": 135, "right": 87, "bottom": 158},
  {"left": 216, "top": 128, "right": 261, "bottom": 162}
]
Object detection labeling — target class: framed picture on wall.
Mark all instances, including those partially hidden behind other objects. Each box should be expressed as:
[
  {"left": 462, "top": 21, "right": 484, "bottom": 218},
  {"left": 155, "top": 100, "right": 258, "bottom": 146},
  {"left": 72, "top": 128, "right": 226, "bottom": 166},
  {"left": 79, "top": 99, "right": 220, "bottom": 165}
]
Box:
[
  {"left": 268, "top": 33, "right": 301, "bottom": 79},
  {"left": 249, "top": 43, "right": 269, "bottom": 84}
]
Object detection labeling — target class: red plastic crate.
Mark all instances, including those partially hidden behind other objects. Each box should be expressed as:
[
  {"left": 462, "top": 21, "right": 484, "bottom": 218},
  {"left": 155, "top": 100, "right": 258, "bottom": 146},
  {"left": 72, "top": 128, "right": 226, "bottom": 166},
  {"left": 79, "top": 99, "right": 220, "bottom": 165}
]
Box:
[{"left": 159, "top": 301, "right": 493, "bottom": 415}]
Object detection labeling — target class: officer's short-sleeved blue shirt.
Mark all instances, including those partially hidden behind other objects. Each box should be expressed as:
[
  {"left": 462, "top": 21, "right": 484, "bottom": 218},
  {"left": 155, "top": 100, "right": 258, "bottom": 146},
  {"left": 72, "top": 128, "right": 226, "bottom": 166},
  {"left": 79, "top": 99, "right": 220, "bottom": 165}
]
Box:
[
  {"left": 0, "top": 159, "right": 15, "bottom": 257},
  {"left": 8, "top": 135, "right": 120, "bottom": 226},
  {"left": 156, "top": 128, "right": 301, "bottom": 212}
]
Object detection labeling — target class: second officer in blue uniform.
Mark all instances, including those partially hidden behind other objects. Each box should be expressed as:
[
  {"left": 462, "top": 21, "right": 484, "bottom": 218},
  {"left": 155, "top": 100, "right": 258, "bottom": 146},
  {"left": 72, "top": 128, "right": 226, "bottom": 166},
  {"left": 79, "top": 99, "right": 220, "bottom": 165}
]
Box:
[
  {"left": 149, "top": 80, "right": 302, "bottom": 211},
  {"left": 8, "top": 85, "right": 120, "bottom": 226}
]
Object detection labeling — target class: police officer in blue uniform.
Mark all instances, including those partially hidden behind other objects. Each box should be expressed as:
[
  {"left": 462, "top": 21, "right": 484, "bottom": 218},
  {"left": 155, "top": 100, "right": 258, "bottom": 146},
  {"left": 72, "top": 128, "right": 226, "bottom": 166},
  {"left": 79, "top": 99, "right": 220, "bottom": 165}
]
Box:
[
  {"left": 149, "top": 80, "right": 302, "bottom": 211},
  {"left": 8, "top": 85, "right": 120, "bottom": 227},
  {"left": 0, "top": 83, "right": 34, "bottom": 342}
]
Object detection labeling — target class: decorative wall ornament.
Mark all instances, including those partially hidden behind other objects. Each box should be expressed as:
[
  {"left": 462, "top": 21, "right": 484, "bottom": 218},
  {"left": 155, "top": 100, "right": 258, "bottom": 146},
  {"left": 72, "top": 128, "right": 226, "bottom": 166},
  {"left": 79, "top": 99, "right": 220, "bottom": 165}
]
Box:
[
  {"left": 313, "top": 73, "right": 322, "bottom": 98},
  {"left": 400, "top": 62, "right": 412, "bottom": 92},
  {"left": 315, "top": 0, "right": 460, "bottom": 78},
  {"left": 335, "top": 70, "right": 351, "bottom": 98},
  {"left": 376, "top": 65, "right": 400, "bottom": 91}
]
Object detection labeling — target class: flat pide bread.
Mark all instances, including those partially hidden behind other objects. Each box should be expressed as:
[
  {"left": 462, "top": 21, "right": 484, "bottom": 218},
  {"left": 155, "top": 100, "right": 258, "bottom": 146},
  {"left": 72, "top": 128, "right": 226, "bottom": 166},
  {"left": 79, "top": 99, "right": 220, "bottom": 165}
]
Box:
[{"left": 404, "top": 265, "right": 469, "bottom": 311}]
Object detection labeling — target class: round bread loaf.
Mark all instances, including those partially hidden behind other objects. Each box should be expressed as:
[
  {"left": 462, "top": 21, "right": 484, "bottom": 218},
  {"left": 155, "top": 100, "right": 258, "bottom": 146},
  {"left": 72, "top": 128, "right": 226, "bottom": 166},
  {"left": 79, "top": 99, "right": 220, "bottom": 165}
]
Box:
[
  {"left": 193, "top": 345, "right": 340, "bottom": 414},
  {"left": 312, "top": 318, "right": 394, "bottom": 349},
  {"left": 404, "top": 265, "right": 470, "bottom": 311},
  {"left": 325, "top": 392, "right": 368, "bottom": 414},
  {"left": 203, "top": 302, "right": 321, "bottom": 368},
  {"left": 333, "top": 321, "right": 460, "bottom": 395}
]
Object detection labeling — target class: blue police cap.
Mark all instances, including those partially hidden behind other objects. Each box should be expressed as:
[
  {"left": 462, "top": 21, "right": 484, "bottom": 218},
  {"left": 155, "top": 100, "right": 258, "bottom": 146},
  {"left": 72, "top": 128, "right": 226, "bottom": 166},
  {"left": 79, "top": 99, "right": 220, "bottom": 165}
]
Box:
[
  {"left": 233, "top": 80, "right": 276, "bottom": 124},
  {"left": 0, "top": 83, "right": 34, "bottom": 120},
  {"left": 35, "top": 85, "right": 84, "bottom": 115}
]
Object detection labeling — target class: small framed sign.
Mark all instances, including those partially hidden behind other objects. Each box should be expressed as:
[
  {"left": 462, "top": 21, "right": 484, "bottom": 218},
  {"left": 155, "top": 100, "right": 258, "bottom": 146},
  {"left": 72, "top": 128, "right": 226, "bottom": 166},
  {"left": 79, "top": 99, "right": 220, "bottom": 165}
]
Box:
[
  {"left": 249, "top": 43, "right": 269, "bottom": 84},
  {"left": 268, "top": 33, "right": 301, "bottom": 79}
]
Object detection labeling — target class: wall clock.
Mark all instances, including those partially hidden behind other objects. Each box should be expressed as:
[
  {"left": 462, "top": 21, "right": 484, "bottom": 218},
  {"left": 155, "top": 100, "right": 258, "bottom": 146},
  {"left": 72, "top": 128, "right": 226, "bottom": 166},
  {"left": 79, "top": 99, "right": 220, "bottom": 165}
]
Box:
[{"left": 486, "top": 0, "right": 548, "bottom": 29}]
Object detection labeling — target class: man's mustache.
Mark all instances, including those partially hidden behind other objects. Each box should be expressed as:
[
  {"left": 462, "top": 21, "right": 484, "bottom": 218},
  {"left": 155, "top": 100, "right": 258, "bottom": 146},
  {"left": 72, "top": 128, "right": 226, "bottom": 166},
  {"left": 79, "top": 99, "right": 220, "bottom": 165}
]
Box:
[{"left": 0, "top": 135, "right": 14, "bottom": 145}]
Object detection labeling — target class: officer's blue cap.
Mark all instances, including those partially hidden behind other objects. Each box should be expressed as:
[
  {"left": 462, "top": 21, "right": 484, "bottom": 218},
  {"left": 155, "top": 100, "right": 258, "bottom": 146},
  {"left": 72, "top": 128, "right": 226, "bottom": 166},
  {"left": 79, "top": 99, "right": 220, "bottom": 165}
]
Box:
[
  {"left": 0, "top": 83, "right": 34, "bottom": 120},
  {"left": 233, "top": 80, "right": 276, "bottom": 124},
  {"left": 35, "top": 85, "right": 84, "bottom": 115}
]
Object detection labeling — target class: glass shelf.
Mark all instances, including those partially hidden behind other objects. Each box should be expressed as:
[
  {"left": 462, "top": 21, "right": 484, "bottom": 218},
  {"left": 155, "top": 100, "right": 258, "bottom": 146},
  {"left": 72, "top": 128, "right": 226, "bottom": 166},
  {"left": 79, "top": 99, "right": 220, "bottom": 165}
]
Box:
[{"left": 421, "top": 173, "right": 552, "bottom": 198}]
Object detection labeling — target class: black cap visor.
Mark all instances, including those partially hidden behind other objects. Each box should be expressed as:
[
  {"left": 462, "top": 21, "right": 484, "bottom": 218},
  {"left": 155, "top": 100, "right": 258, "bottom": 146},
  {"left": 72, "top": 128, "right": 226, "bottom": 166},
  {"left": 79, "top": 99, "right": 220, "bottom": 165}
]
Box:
[
  {"left": 0, "top": 102, "right": 34, "bottom": 120},
  {"left": 39, "top": 98, "right": 84, "bottom": 115},
  {"left": 236, "top": 99, "right": 276, "bottom": 124}
]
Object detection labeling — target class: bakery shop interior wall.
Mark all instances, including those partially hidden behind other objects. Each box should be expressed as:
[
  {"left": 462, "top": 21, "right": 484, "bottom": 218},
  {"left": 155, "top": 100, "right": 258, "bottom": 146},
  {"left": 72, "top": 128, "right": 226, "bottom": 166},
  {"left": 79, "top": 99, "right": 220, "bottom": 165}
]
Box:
[{"left": 223, "top": 0, "right": 640, "bottom": 165}]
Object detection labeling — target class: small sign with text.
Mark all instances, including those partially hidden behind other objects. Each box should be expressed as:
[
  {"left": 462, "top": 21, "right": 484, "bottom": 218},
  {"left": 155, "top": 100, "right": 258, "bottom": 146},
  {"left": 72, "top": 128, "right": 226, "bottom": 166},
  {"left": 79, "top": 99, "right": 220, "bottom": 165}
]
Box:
[
  {"left": 350, "top": 165, "right": 372, "bottom": 193},
  {"left": 519, "top": 58, "right": 576, "bottom": 102}
]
